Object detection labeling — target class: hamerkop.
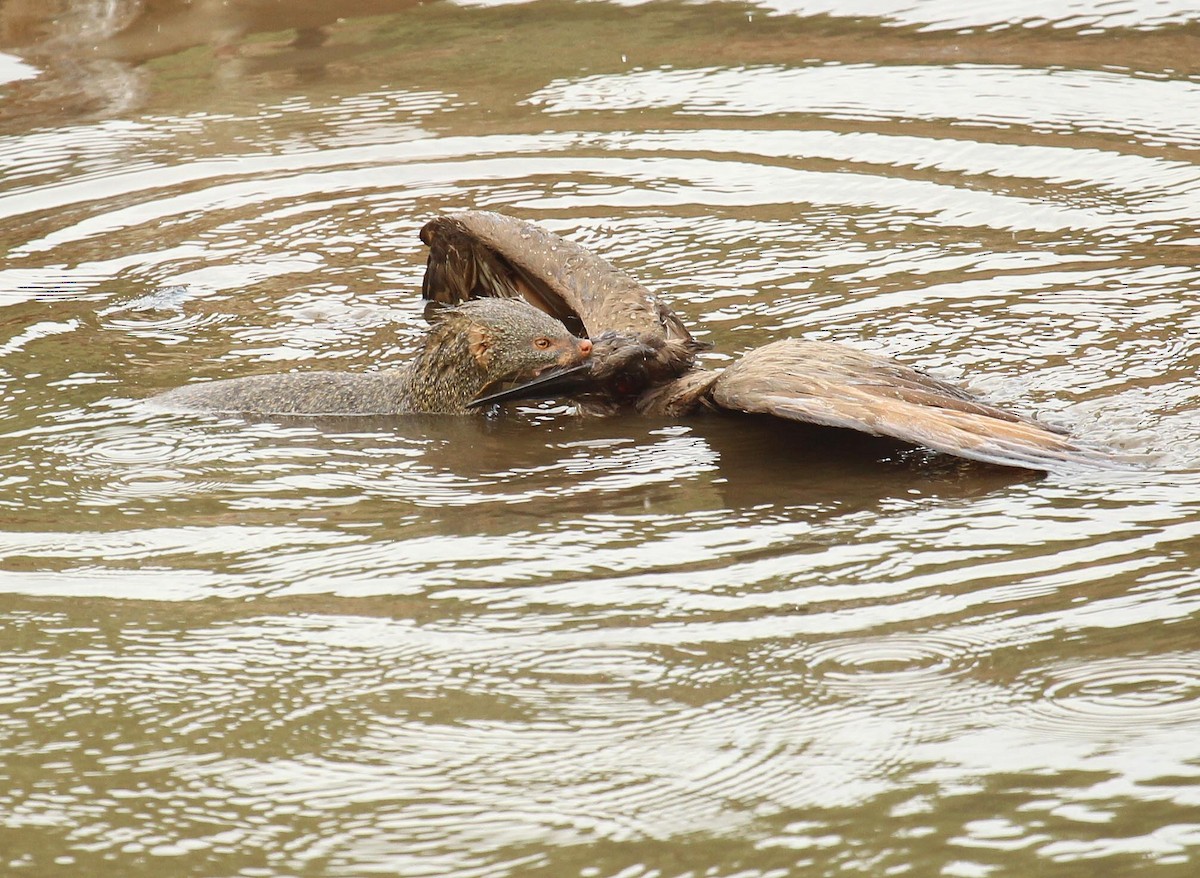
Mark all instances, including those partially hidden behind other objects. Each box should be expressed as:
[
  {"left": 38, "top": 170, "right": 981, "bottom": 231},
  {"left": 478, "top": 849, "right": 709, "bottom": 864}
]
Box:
[{"left": 420, "top": 211, "right": 1112, "bottom": 472}]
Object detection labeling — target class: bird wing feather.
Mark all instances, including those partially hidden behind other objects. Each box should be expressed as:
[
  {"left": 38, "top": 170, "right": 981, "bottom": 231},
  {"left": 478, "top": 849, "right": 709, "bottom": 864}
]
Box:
[
  {"left": 711, "top": 339, "right": 1111, "bottom": 472},
  {"left": 421, "top": 211, "right": 697, "bottom": 343}
]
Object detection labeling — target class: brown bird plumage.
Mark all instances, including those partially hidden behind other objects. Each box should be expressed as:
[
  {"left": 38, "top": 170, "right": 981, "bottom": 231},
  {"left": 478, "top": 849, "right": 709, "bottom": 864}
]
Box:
[{"left": 420, "top": 211, "right": 1114, "bottom": 472}]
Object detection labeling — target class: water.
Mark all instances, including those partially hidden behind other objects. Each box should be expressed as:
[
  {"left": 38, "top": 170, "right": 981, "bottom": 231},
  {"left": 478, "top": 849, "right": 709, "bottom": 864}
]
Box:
[{"left": 2, "top": 1, "right": 1199, "bottom": 875}]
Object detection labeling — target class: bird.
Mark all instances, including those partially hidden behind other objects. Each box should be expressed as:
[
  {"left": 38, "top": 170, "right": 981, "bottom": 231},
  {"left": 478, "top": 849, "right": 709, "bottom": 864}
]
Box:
[{"left": 418, "top": 210, "right": 1113, "bottom": 472}]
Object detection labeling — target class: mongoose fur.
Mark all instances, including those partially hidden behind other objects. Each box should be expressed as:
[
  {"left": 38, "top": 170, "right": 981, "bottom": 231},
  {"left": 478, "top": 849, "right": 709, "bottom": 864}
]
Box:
[{"left": 151, "top": 298, "right": 593, "bottom": 415}]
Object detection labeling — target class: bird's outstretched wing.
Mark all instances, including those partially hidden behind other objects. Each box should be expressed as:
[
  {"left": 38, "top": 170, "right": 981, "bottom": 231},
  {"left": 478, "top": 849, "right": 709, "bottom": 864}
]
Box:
[
  {"left": 710, "top": 339, "right": 1112, "bottom": 472},
  {"left": 420, "top": 211, "right": 698, "bottom": 345}
]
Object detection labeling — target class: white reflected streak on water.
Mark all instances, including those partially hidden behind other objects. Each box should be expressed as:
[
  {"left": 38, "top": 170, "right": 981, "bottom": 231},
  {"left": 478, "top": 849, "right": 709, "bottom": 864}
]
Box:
[
  {"left": 0, "top": 51, "right": 40, "bottom": 85},
  {"left": 283, "top": 482, "right": 1200, "bottom": 620},
  {"left": 591, "top": 128, "right": 1200, "bottom": 220},
  {"left": 7, "top": 473, "right": 1198, "bottom": 613},
  {"left": 0, "top": 569, "right": 249, "bottom": 601},
  {"left": 11, "top": 117, "right": 1199, "bottom": 268},
  {"left": 742, "top": 0, "right": 1200, "bottom": 31},
  {"left": 0, "top": 524, "right": 357, "bottom": 561},
  {"left": 531, "top": 64, "right": 1200, "bottom": 147},
  {"left": 512, "top": 157, "right": 1112, "bottom": 230},
  {"left": 0, "top": 133, "right": 572, "bottom": 233},
  {"left": 0, "top": 89, "right": 453, "bottom": 185},
  {"left": 810, "top": 263, "right": 1186, "bottom": 326},
  {"left": 3, "top": 154, "right": 1114, "bottom": 265},
  {"left": 457, "top": 0, "right": 1199, "bottom": 30}
]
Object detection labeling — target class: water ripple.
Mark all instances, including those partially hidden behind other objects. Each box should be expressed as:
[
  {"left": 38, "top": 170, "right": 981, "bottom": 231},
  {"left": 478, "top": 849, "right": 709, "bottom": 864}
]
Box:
[
  {"left": 531, "top": 64, "right": 1200, "bottom": 148},
  {"left": 1018, "top": 654, "right": 1200, "bottom": 738},
  {"left": 746, "top": 0, "right": 1200, "bottom": 31},
  {"left": 3, "top": 5, "right": 1200, "bottom": 875}
]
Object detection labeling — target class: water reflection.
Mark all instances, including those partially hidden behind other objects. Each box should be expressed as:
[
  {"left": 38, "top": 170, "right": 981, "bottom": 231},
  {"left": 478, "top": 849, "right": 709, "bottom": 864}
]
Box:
[
  {"left": 535, "top": 63, "right": 1200, "bottom": 146},
  {"left": 2, "top": 0, "right": 1200, "bottom": 876}
]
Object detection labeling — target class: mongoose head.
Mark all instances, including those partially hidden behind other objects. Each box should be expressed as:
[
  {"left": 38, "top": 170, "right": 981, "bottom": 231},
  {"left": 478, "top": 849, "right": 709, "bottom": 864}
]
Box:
[{"left": 418, "top": 298, "right": 592, "bottom": 411}]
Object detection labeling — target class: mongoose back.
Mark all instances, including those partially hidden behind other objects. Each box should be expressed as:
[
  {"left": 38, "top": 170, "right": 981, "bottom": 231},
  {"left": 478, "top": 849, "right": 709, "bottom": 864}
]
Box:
[{"left": 151, "top": 298, "right": 593, "bottom": 415}]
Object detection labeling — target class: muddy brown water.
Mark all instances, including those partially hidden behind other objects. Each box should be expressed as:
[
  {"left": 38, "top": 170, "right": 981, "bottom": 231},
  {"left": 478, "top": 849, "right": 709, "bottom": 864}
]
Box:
[{"left": 2, "top": 1, "right": 1200, "bottom": 876}]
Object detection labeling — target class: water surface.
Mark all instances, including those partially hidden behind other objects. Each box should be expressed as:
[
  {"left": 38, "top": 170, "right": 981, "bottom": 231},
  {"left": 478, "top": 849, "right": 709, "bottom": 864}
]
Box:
[{"left": 2, "top": 1, "right": 1199, "bottom": 875}]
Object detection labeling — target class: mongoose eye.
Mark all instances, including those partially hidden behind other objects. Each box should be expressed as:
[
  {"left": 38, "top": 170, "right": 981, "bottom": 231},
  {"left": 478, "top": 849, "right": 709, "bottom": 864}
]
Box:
[{"left": 534, "top": 337, "right": 552, "bottom": 350}]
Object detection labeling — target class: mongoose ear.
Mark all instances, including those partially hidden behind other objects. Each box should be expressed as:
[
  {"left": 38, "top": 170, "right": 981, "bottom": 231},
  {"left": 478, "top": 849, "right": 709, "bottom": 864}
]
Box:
[{"left": 468, "top": 325, "right": 494, "bottom": 368}]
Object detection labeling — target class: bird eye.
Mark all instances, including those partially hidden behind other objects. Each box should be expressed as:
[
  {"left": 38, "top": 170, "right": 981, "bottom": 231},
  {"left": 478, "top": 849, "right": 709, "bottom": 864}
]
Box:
[{"left": 534, "top": 337, "right": 551, "bottom": 349}]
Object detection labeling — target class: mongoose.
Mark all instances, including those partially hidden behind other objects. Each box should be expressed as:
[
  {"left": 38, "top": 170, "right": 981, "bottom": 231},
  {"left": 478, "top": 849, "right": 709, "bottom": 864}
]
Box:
[{"left": 151, "top": 298, "right": 593, "bottom": 415}]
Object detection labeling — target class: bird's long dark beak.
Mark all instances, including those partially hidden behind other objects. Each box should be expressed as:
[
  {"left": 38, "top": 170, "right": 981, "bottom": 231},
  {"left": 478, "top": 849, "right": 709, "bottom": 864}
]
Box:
[{"left": 468, "top": 362, "right": 594, "bottom": 409}]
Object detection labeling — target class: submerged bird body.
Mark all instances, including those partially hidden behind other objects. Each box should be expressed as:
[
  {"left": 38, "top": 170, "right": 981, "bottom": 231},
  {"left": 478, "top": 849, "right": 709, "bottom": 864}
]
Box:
[
  {"left": 420, "top": 211, "right": 1111, "bottom": 472},
  {"left": 153, "top": 298, "right": 593, "bottom": 415}
]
